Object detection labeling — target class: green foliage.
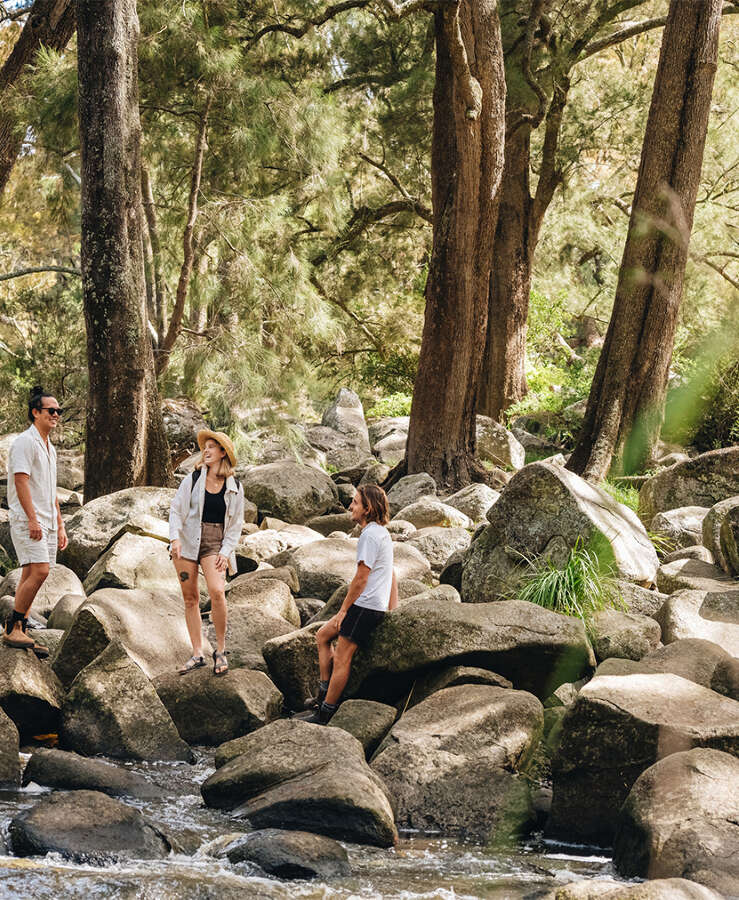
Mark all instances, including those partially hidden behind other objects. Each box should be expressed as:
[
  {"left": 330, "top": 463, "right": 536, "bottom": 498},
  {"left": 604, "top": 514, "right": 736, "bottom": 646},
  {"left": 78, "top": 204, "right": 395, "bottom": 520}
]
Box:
[
  {"left": 663, "top": 338, "right": 739, "bottom": 451},
  {"left": 365, "top": 393, "right": 412, "bottom": 419},
  {"left": 360, "top": 349, "right": 418, "bottom": 397},
  {"left": 515, "top": 537, "right": 624, "bottom": 633},
  {"left": 601, "top": 479, "right": 640, "bottom": 513}
]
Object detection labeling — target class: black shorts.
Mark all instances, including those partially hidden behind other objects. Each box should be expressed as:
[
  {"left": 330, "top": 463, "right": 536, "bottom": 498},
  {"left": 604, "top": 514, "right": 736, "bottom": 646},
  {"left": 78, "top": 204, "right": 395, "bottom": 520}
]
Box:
[{"left": 340, "top": 605, "right": 385, "bottom": 645}]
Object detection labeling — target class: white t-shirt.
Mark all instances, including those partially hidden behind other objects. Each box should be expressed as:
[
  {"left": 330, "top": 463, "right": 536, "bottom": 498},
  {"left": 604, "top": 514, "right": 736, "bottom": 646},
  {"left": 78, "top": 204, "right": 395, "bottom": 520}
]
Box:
[
  {"left": 354, "top": 521, "right": 394, "bottom": 612},
  {"left": 7, "top": 425, "right": 58, "bottom": 531}
]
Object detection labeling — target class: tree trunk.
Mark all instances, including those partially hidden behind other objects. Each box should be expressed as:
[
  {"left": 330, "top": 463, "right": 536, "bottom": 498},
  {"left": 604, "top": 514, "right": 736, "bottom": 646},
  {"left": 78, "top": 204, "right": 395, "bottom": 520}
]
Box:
[
  {"left": 478, "top": 125, "right": 532, "bottom": 420},
  {"left": 77, "top": 0, "right": 173, "bottom": 499},
  {"left": 568, "top": 0, "right": 722, "bottom": 481},
  {"left": 405, "top": 0, "right": 506, "bottom": 490},
  {"left": 0, "top": 0, "right": 76, "bottom": 198}
]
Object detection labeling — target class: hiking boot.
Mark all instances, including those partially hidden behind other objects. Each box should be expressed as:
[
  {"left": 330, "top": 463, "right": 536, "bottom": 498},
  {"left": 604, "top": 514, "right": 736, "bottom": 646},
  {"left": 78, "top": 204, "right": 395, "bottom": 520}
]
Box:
[{"left": 305, "top": 701, "right": 338, "bottom": 726}]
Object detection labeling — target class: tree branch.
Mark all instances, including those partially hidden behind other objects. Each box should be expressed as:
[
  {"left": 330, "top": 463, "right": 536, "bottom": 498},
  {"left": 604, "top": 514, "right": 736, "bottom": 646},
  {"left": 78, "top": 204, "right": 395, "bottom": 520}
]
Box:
[
  {"left": 582, "top": 3, "right": 738, "bottom": 60},
  {"left": 156, "top": 96, "right": 212, "bottom": 375},
  {"left": 531, "top": 74, "right": 569, "bottom": 239},
  {"left": 245, "top": 1, "right": 370, "bottom": 47},
  {"left": 0, "top": 265, "right": 80, "bottom": 283},
  {"left": 358, "top": 151, "right": 432, "bottom": 221},
  {"left": 309, "top": 274, "right": 383, "bottom": 350},
  {"left": 141, "top": 165, "right": 165, "bottom": 343},
  {"left": 311, "top": 199, "right": 429, "bottom": 267}
]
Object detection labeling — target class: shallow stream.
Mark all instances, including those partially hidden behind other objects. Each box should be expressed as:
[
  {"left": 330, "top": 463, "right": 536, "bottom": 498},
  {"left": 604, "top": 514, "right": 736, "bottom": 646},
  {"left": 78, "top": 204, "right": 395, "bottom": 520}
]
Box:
[{"left": 0, "top": 751, "right": 624, "bottom": 899}]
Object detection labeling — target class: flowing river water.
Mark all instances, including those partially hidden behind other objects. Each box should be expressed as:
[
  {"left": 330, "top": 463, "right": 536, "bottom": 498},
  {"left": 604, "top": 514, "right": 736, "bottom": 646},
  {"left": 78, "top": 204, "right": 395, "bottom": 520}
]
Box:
[{"left": 0, "top": 751, "right": 624, "bottom": 899}]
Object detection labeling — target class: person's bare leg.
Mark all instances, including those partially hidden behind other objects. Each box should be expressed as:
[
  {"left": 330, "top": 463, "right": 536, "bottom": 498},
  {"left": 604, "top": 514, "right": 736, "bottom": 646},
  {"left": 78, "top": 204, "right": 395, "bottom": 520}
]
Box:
[
  {"left": 316, "top": 620, "right": 338, "bottom": 682},
  {"left": 172, "top": 557, "right": 202, "bottom": 656},
  {"left": 6, "top": 563, "right": 49, "bottom": 645},
  {"left": 324, "top": 636, "right": 358, "bottom": 705},
  {"left": 200, "top": 555, "right": 227, "bottom": 654}
]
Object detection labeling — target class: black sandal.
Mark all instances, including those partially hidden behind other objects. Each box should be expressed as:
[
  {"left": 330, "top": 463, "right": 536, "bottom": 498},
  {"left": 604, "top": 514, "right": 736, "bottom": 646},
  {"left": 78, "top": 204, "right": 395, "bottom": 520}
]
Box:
[
  {"left": 178, "top": 655, "right": 206, "bottom": 675},
  {"left": 213, "top": 650, "right": 228, "bottom": 677}
]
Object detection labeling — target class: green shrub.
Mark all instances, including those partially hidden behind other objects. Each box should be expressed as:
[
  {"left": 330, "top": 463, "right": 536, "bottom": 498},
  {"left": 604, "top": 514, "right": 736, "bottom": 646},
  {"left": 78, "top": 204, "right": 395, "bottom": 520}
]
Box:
[
  {"left": 514, "top": 537, "right": 625, "bottom": 634},
  {"left": 366, "top": 393, "right": 412, "bottom": 418}
]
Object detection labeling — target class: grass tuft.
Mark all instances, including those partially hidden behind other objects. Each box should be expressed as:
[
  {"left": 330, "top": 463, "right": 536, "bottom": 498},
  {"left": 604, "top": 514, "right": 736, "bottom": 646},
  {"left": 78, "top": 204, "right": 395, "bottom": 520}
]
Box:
[{"left": 514, "top": 537, "right": 625, "bottom": 633}]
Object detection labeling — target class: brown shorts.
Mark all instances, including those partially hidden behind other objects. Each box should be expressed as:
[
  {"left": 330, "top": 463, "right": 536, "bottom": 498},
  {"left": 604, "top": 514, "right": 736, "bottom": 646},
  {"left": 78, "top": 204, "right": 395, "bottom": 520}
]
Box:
[{"left": 198, "top": 522, "right": 224, "bottom": 561}]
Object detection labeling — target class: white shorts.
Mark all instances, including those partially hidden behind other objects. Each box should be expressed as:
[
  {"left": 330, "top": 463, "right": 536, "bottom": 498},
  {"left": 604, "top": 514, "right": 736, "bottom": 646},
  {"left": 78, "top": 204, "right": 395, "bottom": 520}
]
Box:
[{"left": 10, "top": 522, "right": 57, "bottom": 567}]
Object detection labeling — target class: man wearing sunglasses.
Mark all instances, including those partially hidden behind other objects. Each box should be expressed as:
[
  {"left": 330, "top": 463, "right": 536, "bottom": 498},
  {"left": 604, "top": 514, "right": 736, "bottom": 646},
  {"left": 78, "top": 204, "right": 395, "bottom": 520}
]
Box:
[{"left": 3, "top": 386, "right": 68, "bottom": 657}]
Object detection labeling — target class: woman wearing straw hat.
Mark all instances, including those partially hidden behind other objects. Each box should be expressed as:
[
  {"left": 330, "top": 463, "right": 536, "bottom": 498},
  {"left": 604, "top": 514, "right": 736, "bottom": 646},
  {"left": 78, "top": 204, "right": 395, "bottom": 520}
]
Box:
[{"left": 169, "top": 429, "right": 244, "bottom": 677}]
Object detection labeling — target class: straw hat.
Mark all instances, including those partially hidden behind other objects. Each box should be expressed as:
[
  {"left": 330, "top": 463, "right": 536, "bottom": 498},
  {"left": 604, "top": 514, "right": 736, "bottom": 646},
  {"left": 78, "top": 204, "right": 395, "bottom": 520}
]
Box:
[{"left": 197, "top": 429, "right": 237, "bottom": 467}]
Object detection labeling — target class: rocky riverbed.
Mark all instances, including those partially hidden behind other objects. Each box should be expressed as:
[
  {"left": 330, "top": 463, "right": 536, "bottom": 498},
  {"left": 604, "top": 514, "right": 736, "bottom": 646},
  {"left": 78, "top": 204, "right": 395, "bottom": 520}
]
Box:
[{"left": 1, "top": 391, "right": 738, "bottom": 898}]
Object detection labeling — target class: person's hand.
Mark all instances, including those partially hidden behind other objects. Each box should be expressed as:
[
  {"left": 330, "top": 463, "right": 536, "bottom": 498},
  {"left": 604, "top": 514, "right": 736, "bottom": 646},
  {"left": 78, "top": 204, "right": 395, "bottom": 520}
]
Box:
[
  {"left": 215, "top": 554, "right": 228, "bottom": 573},
  {"left": 58, "top": 526, "right": 68, "bottom": 551},
  {"left": 330, "top": 610, "right": 346, "bottom": 631},
  {"left": 28, "top": 519, "right": 42, "bottom": 541},
  {"left": 171, "top": 539, "right": 182, "bottom": 560}
]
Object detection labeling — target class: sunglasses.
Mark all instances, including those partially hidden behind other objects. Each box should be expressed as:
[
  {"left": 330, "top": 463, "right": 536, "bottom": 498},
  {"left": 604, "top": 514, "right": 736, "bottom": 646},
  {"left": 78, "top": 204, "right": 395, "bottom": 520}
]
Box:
[{"left": 41, "top": 407, "right": 63, "bottom": 416}]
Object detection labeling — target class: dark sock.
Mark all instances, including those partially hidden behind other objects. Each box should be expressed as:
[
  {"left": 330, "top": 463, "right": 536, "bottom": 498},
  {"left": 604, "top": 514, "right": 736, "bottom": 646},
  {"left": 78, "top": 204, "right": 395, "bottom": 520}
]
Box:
[{"left": 319, "top": 680, "right": 329, "bottom": 692}]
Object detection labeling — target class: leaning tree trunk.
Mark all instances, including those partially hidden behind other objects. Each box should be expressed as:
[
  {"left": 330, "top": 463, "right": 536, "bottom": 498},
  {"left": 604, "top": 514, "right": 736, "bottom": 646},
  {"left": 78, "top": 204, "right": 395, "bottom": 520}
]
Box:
[
  {"left": 405, "top": 0, "right": 506, "bottom": 490},
  {"left": 0, "top": 0, "right": 76, "bottom": 198},
  {"left": 77, "top": 0, "right": 172, "bottom": 499},
  {"left": 568, "top": 0, "right": 722, "bottom": 481}
]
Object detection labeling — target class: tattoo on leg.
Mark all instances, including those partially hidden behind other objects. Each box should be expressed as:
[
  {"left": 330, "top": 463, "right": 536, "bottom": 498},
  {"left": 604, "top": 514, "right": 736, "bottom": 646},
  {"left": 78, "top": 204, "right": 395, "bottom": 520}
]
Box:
[{"left": 179, "top": 571, "right": 190, "bottom": 582}]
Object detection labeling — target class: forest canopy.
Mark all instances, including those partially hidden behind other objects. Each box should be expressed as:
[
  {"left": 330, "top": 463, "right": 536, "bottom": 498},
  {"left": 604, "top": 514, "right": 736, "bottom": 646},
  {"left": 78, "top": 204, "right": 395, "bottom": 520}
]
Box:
[{"left": 1, "top": 0, "right": 737, "bottom": 460}]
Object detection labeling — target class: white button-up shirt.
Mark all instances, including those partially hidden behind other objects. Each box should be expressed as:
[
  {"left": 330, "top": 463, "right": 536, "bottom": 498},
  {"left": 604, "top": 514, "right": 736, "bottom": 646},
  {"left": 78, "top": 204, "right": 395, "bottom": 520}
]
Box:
[{"left": 7, "top": 424, "right": 58, "bottom": 531}]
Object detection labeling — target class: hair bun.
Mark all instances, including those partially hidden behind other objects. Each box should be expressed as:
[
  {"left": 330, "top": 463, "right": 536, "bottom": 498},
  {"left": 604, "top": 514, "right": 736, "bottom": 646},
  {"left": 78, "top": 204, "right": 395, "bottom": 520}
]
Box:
[{"left": 30, "top": 385, "right": 44, "bottom": 399}]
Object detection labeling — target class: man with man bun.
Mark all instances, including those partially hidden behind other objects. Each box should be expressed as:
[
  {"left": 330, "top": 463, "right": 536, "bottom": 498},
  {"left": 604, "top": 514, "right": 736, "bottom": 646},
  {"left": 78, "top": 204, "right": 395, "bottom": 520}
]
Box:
[{"left": 3, "top": 387, "right": 68, "bottom": 656}]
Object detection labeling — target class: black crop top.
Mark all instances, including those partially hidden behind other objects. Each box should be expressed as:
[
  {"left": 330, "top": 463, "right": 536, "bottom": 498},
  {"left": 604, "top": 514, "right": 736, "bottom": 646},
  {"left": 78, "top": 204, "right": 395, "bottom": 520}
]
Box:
[{"left": 202, "top": 480, "right": 226, "bottom": 524}]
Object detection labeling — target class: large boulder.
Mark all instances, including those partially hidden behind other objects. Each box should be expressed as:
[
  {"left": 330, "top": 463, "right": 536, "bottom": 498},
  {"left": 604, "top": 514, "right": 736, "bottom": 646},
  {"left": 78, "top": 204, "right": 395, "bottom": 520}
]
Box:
[
  {"left": 303, "top": 424, "right": 370, "bottom": 470},
  {"left": 537, "top": 879, "right": 723, "bottom": 899},
  {"left": 219, "top": 828, "right": 350, "bottom": 879},
  {"left": 160, "top": 397, "right": 208, "bottom": 459},
  {"left": 263, "top": 623, "right": 321, "bottom": 710},
  {"left": 444, "top": 483, "right": 500, "bottom": 523},
  {"left": 329, "top": 699, "right": 397, "bottom": 758},
  {"left": 287, "top": 538, "right": 430, "bottom": 601},
  {"left": 0, "top": 645, "right": 63, "bottom": 738},
  {"left": 227, "top": 575, "right": 300, "bottom": 627},
  {"left": 702, "top": 495, "right": 739, "bottom": 576},
  {"left": 201, "top": 718, "right": 397, "bottom": 847},
  {"left": 596, "top": 639, "right": 738, "bottom": 700},
  {"left": 22, "top": 748, "right": 163, "bottom": 798},
  {"left": 405, "top": 526, "right": 472, "bottom": 573},
  {"left": 153, "top": 667, "right": 282, "bottom": 745},
  {"left": 60, "top": 641, "right": 193, "bottom": 762},
  {"left": 475, "top": 416, "right": 525, "bottom": 470},
  {"left": 615, "top": 581, "right": 669, "bottom": 619},
  {"left": 638, "top": 446, "right": 739, "bottom": 524},
  {"left": 588, "top": 609, "right": 661, "bottom": 662},
  {"left": 408, "top": 664, "right": 512, "bottom": 709},
  {"left": 0, "top": 705, "right": 20, "bottom": 787},
  {"left": 346, "top": 597, "right": 594, "bottom": 702},
  {"left": 393, "top": 497, "right": 472, "bottom": 530},
  {"left": 241, "top": 461, "right": 339, "bottom": 524},
  {"left": 548, "top": 673, "right": 739, "bottom": 844},
  {"left": 60, "top": 487, "right": 176, "bottom": 577},
  {"left": 371, "top": 684, "right": 542, "bottom": 840},
  {"left": 368, "top": 417, "right": 409, "bottom": 465},
  {"left": 209, "top": 606, "right": 295, "bottom": 672},
  {"left": 321, "top": 388, "right": 370, "bottom": 450},
  {"left": 657, "top": 590, "right": 739, "bottom": 657},
  {"left": 649, "top": 507, "right": 709, "bottom": 550},
  {"left": 656, "top": 557, "right": 739, "bottom": 599},
  {"left": 0, "top": 564, "right": 84, "bottom": 619},
  {"left": 305, "top": 512, "right": 355, "bottom": 536},
  {"left": 386, "top": 473, "right": 436, "bottom": 517},
  {"left": 9, "top": 790, "right": 174, "bottom": 863},
  {"left": 462, "top": 462, "right": 659, "bottom": 603},
  {"left": 613, "top": 749, "right": 739, "bottom": 896},
  {"left": 82, "top": 532, "right": 179, "bottom": 595},
  {"left": 52, "top": 588, "right": 203, "bottom": 688}
]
